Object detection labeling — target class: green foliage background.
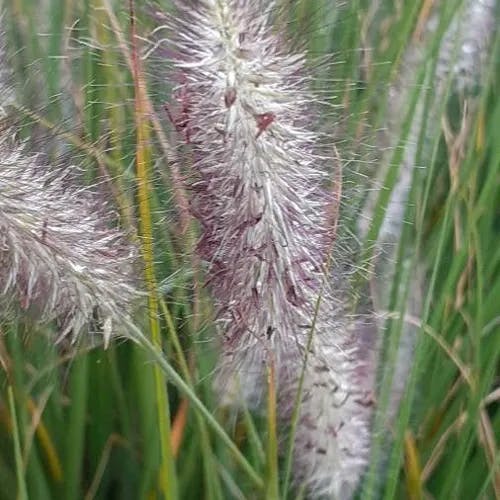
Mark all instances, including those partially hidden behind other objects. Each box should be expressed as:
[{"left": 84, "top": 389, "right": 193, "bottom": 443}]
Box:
[{"left": 0, "top": 1, "right": 498, "bottom": 499}]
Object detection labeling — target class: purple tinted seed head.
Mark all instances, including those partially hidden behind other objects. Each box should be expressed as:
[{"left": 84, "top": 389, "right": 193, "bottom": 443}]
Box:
[{"left": 158, "top": 1, "right": 376, "bottom": 497}]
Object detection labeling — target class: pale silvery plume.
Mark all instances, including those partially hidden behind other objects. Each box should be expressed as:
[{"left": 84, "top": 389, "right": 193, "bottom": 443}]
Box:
[
  {"left": 156, "top": 1, "right": 375, "bottom": 497},
  {"left": 0, "top": 29, "right": 138, "bottom": 342},
  {"left": 434, "top": 0, "right": 497, "bottom": 94},
  {"left": 362, "top": 0, "right": 497, "bottom": 246},
  {"left": 0, "top": 150, "right": 138, "bottom": 341},
  {"left": 360, "top": 0, "right": 497, "bottom": 418}
]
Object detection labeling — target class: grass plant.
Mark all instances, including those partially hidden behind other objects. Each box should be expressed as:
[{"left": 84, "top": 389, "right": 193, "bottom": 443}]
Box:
[{"left": 0, "top": 1, "right": 498, "bottom": 499}]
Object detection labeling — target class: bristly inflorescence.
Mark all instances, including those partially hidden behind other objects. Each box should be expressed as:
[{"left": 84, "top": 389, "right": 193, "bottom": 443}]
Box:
[
  {"left": 0, "top": 26, "right": 139, "bottom": 344},
  {"left": 157, "top": 1, "right": 376, "bottom": 497},
  {"left": 0, "top": 147, "right": 139, "bottom": 342}
]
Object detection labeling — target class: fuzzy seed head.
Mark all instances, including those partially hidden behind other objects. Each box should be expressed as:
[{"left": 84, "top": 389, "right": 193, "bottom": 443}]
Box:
[
  {"left": 0, "top": 24, "right": 139, "bottom": 342},
  {"left": 0, "top": 143, "right": 139, "bottom": 341},
  {"left": 159, "top": 1, "right": 376, "bottom": 497}
]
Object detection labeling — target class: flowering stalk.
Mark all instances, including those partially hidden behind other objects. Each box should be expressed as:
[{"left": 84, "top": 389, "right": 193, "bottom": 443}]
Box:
[
  {"left": 0, "top": 27, "right": 138, "bottom": 344},
  {"left": 157, "top": 1, "right": 375, "bottom": 496}
]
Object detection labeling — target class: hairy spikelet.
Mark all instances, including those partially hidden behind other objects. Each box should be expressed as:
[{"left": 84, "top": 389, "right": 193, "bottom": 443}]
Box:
[
  {"left": 0, "top": 148, "right": 138, "bottom": 340},
  {"left": 0, "top": 26, "right": 138, "bottom": 343},
  {"left": 157, "top": 1, "right": 375, "bottom": 496},
  {"left": 366, "top": 0, "right": 497, "bottom": 247}
]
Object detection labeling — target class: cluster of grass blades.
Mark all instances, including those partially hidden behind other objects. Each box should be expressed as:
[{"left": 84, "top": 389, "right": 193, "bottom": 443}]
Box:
[{"left": 0, "top": 0, "right": 498, "bottom": 499}]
